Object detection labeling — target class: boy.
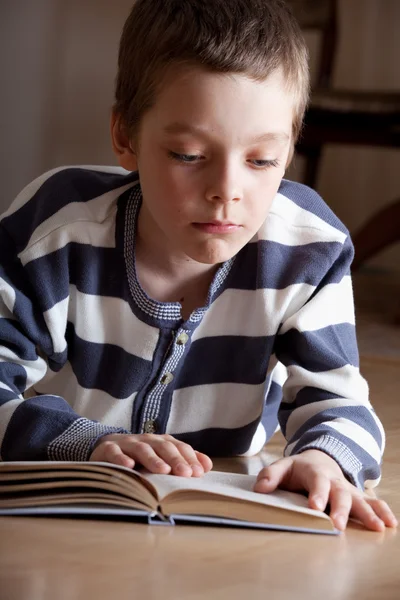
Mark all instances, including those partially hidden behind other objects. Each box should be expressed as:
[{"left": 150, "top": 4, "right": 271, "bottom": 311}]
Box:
[{"left": 0, "top": 0, "right": 396, "bottom": 532}]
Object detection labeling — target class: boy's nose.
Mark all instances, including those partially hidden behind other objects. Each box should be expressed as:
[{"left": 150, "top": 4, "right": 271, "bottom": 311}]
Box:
[
  {"left": 204, "top": 164, "right": 243, "bottom": 204},
  {"left": 205, "top": 190, "right": 241, "bottom": 204}
]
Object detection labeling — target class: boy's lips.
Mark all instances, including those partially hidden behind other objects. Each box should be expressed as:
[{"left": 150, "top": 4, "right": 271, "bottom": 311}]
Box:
[{"left": 192, "top": 221, "right": 241, "bottom": 234}]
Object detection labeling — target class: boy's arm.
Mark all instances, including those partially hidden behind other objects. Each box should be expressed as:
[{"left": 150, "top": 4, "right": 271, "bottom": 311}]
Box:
[
  {"left": 273, "top": 234, "right": 384, "bottom": 490},
  {"left": 0, "top": 225, "right": 128, "bottom": 461}
]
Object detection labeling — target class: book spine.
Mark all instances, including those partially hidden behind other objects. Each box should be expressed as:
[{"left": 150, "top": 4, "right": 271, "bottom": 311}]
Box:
[{"left": 147, "top": 512, "right": 175, "bottom": 526}]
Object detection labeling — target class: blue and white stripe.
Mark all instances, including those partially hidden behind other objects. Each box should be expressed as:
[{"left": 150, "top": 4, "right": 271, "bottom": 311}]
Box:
[{"left": 0, "top": 166, "right": 384, "bottom": 488}]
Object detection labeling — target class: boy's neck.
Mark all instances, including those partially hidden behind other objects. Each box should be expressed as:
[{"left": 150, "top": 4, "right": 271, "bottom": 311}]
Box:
[{"left": 135, "top": 220, "right": 219, "bottom": 316}]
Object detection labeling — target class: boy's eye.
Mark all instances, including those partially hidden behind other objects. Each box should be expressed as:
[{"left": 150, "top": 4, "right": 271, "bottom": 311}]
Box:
[
  {"left": 249, "top": 159, "right": 279, "bottom": 169},
  {"left": 168, "top": 152, "right": 279, "bottom": 169},
  {"left": 168, "top": 151, "right": 202, "bottom": 163}
]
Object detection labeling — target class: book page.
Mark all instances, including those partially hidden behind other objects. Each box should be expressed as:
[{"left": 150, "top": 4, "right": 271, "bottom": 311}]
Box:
[
  {"left": 143, "top": 470, "right": 326, "bottom": 518},
  {"left": 0, "top": 461, "right": 158, "bottom": 511}
]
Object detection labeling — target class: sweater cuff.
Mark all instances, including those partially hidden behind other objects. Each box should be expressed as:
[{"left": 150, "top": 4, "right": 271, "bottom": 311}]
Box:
[
  {"left": 285, "top": 434, "right": 364, "bottom": 489},
  {"left": 47, "top": 418, "right": 130, "bottom": 461}
]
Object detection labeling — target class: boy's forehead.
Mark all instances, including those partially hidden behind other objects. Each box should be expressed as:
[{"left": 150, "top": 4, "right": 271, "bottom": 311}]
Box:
[
  {"left": 159, "top": 63, "right": 291, "bottom": 98},
  {"left": 163, "top": 122, "right": 290, "bottom": 144},
  {"left": 146, "top": 66, "right": 294, "bottom": 139}
]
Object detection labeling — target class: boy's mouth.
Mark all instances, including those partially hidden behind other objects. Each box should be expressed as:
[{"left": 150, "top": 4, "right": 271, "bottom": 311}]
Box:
[{"left": 192, "top": 221, "right": 241, "bottom": 234}]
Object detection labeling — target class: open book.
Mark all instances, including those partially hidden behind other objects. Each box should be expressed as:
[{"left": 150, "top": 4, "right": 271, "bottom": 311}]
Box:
[{"left": 0, "top": 461, "right": 338, "bottom": 535}]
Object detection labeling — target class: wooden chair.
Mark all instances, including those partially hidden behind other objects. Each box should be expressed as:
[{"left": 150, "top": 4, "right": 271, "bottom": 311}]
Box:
[{"left": 287, "top": 0, "right": 400, "bottom": 269}]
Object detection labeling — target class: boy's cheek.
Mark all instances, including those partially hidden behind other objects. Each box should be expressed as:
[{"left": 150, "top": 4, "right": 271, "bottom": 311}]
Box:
[{"left": 116, "top": 153, "right": 139, "bottom": 172}]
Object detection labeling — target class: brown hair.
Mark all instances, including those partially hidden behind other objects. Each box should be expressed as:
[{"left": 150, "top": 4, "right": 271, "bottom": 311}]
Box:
[{"left": 114, "top": 0, "right": 309, "bottom": 143}]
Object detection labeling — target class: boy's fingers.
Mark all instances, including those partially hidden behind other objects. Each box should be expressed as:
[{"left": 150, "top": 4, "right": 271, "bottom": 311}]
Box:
[
  {"left": 350, "top": 496, "right": 389, "bottom": 532},
  {"left": 307, "top": 473, "right": 331, "bottom": 512},
  {"left": 254, "top": 458, "right": 293, "bottom": 493},
  {"left": 90, "top": 434, "right": 213, "bottom": 478},
  {"left": 352, "top": 496, "right": 385, "bottom": 532},
  {"left": 152, "top": 441, "right": 193, "bottom": 477},
  {"left": 195, "top": 451, "right": 213, "bottom": 473},
  {"left": 124, "top": 440, "right": 172, "bottom": 474},
  {"left": 95, "top": 441, "right": 135, "bottom": 469},
  {"left": 328, "top": 481, "right": 353, "bottom": 530},
  {"left": 173, "top": 442, "right": 205, "bottom": 477},
  {"left": 368, "top": 498, "right": 398, "bottom": 528}
]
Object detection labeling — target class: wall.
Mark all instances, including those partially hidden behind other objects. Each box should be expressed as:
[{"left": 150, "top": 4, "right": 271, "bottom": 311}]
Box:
[
  {"left": 301, "top": 0, "right": 400, "bottom": 271},
  {"left": 1, "top": 0, "right": 399, "bottom": 270},
  {"left": 0, "top": 0, "right": 132, "bottom": 205}
]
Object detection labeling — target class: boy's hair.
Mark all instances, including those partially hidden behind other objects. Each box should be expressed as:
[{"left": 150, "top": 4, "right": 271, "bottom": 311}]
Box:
[{"left": 114, "top": 0, "right": 309, "bottom": 143}]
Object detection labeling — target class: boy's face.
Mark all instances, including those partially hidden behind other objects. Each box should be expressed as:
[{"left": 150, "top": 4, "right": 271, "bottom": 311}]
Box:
[{"left": 113, "top": 66, "right": 294, "bottom": 265}]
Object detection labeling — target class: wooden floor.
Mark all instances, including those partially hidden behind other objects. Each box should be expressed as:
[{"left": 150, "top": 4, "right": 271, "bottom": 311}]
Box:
[{"left": 0, "top": 272, "right": 399, "bottom": 600}]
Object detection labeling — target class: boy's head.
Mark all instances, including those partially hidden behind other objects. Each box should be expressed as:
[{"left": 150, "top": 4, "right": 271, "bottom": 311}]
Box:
[
  {"left": 111, "top": 1, "right": 310, "bottom": 266},
  {"left": 114, "top": 0, "right": 309, "bottom": 145}
]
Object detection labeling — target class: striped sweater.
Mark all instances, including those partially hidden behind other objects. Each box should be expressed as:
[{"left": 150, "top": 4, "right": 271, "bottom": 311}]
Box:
[{"left": 0, "top": 166, "right": 384, "bottom": 489}]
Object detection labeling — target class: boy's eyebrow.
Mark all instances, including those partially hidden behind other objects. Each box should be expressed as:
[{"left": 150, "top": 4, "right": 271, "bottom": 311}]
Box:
[
  {"left": 250, "top": 132, "right": 290, "bottom": 144},
  {"left": 163, "top": 123, "right": 289, "bottom": 144}
]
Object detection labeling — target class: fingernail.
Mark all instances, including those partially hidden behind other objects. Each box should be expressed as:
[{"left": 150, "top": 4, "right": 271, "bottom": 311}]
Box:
[
  {"left": 254, "top": 477, "right": 270, "bottom": 491},
  {"left": 313, "top": 496, "right": 324, "bottom": 511},
  {"left": 176, "top": 462, "right": 191, "bottom": 474},
  {"left": 191, "top": 464, "right": 204, "bottom": 476},
  {"left": 155, "top": 460, "right": 167, "bottom": 469},
  {"left": 373, "top": 516, "right": 385, "bottom": 530},
  {"left": 335, "top": 515, "right": 347, "bottom": 530}
]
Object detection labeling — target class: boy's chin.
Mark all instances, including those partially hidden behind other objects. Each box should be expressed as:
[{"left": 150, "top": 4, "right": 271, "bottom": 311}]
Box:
[{"left": 186, "top": 240, "right": 244, "bottom": 265}]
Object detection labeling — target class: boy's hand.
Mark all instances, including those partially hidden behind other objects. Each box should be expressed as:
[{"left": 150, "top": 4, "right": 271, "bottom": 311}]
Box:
[
  {"left": 89, "top": 433, "right": 213, "bottom": 477},
  {"left": 254, "top": 449, "right": 398, "bottom": 532}
]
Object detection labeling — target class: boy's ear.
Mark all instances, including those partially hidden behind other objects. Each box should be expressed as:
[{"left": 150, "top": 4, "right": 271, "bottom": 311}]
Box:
[{"left": 110, "top": 112, "right": 138, "bottom": 171}]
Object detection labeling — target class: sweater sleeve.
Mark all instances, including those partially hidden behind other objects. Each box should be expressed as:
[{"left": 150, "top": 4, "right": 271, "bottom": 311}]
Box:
[
  {"left": 0, "top": 224, "right": 128, "bottom": 461},
  {"left": 274, "top": 234, "right": 385, "bottom": 490}
]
